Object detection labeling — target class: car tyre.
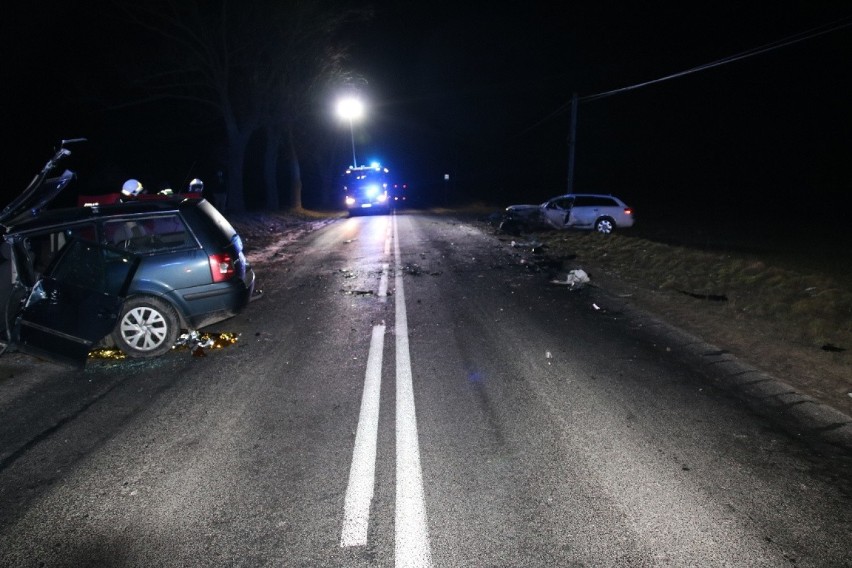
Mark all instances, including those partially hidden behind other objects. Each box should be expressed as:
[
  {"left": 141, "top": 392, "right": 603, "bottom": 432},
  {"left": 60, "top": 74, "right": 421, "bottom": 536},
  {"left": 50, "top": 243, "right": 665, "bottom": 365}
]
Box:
[
  {"left": 594, "top": 217, "right": 615, "bottom": 234},
  {"left": 499, "top": 219, "right": 523, "bottom": 236},
  {"left": 112, "top": 296, "right": 180, "bottom": 358}
]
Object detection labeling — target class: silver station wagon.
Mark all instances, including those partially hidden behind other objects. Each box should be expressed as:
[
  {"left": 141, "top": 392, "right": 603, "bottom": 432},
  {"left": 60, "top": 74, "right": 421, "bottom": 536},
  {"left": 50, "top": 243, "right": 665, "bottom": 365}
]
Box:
[{"left": 504, "top": 193, "right": 635, "bottom": 234}]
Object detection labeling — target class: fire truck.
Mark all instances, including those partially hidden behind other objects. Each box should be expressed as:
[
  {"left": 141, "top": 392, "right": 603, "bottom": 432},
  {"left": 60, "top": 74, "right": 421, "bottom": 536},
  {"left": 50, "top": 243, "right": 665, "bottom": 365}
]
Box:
[{"left": 341, "top": 163, "right": 391, "bottom": 215}]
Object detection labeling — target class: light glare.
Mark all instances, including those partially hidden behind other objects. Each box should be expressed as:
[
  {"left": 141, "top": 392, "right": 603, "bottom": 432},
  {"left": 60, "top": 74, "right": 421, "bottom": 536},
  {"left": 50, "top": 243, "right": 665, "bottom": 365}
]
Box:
[{"left": 337, "top": 98, "right": 364, "bottom": 120}]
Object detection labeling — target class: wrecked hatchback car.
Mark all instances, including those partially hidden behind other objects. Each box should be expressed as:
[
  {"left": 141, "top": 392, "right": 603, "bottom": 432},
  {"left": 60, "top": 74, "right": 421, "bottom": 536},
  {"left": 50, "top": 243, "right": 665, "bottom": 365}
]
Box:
[
  {"left": 503, "top": 193, "right": 635, "bottom": 235},
  {"left": 0, "top": 139, "right": 257, "bottom": 367}
]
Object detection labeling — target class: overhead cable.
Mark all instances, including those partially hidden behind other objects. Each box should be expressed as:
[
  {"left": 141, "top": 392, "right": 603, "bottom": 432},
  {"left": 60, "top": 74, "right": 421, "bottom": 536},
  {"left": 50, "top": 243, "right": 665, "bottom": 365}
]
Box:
[
  {"left": 580, "top": 15, "right": 852, "bottom": 103},
  {"left": 525, "top": 13, "right": 852, "bottom": 131}
]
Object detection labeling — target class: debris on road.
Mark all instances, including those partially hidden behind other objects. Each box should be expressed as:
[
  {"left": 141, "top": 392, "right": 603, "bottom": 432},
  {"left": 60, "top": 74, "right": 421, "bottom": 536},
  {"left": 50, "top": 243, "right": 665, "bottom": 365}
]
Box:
[
  {"left": 88, "top": 348, "right": 126, "bottom": 361},
  {"left": 510, "top": 239, "right": 549, "bottom": 254},
  {"left": 520, "top": 256, "right": 563, "bottom": 274},
  {"left": 511, "top": 239, "right": 544, "bottom": 250},
  {"left": 174, "top": 331, "right": 240, "bottom": 357},
  {"left": 88, "top": 331, "right": 240, "bottom": 361},
  {"left": 550, "top": 269, "right": 590, "bottom": 289},
  {"left": 403, "top": 264, "right": 423, "bottom": 276},
  {"left": 401, "top": 264, "right": 442, "bottom": 277},
  {"left": 176, "top": 330, "right": 215, "bottom": 352},
  {"left": 678, "top": 290, "right": 728, "bottom": 301},
  {"left": 344, "top": 289, "right": 375, "bottom": 296}
]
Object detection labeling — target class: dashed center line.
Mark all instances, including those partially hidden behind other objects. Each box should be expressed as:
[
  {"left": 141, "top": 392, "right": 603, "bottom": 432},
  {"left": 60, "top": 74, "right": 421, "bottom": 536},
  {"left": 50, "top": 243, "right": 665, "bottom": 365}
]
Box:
[
  {"left": 340, "top": 324, "right": 385, "bottom": 547},
  {"left": 379, "top": 262, "right": 390, "bottom": 301}
]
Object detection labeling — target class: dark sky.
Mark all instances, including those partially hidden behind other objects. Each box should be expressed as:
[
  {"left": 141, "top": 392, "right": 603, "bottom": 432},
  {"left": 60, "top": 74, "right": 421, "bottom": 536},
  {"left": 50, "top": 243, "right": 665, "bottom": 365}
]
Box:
[
  {"left": 348, "top": 1, "right": 852, "bottom": 218},
  {"left": 3, "top": 1, "right": 852, "bottom": 226}
]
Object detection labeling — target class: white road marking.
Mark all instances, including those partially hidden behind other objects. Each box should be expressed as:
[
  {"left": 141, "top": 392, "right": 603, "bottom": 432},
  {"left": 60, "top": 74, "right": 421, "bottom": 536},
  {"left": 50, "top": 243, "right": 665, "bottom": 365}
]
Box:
[
  {"left": 339, "top": 214, "right": 433, "bottom": 564},
  {"left": 340, "top": 324, "right": 386, "bottom": 547},
  {"left": 379, "top": 262, "right": 390, "bottom": 302},
  {"left": 393, "top": 213, "right": 434, "bottom": 568},
  {"left": 379, "top": 216, "right": 391, "bottom": 301}
]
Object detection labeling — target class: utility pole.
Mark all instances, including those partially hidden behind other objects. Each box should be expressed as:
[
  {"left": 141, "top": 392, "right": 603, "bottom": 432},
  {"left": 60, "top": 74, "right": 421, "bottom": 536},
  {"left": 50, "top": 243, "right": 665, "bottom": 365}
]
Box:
[{"left": 567, "top": 92, "right": 578, "bottom": 193}]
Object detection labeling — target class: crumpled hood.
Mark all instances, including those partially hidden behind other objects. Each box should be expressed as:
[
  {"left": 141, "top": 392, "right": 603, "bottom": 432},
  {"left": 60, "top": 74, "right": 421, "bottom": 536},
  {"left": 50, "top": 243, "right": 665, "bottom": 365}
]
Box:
[{"left": 505, "top": 203, "right": 542, "bottom": 217}]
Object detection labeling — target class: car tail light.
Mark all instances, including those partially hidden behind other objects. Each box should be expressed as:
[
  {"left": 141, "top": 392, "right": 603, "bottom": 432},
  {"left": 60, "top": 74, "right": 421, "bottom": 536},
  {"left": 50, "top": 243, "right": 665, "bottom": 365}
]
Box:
[
  {"left": 624, "top": 207, "right": 633, "bottom": 215},
  {"left": 209, "top": 253, "right": 235, "bottom": 282}
]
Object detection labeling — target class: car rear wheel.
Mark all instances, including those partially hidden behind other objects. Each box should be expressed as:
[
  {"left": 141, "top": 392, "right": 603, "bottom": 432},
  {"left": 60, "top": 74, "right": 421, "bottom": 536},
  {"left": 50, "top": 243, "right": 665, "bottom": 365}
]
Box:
[
  {"left": 594, "top": 217, "right": 615, "bottom": 234},
  {"left": 112, "top": 296, "right": 180, "bottom": 358}
]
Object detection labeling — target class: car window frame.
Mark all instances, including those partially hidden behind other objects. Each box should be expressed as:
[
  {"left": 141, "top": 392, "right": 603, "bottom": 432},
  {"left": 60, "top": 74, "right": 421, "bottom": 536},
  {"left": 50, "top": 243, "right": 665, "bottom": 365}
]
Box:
[{"left": 101, "top": 213, "right": 198, "bottom": 254}]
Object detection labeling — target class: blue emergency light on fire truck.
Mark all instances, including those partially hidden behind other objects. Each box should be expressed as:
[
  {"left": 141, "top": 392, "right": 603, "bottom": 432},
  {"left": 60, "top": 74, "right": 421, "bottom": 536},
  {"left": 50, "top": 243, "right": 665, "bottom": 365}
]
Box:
[{"left": 342, "top": 163, "right": 391, "bottom": 214}]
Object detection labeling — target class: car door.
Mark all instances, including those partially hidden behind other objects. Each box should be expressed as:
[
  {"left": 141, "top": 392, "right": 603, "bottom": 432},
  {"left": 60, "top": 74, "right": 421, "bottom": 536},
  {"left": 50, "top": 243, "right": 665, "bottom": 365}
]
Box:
[
  {"left": 542, "top": 196, "right": 574, "bottom": 228},
  {"left": 569, "top": 196, "right": 598, "bottom": 227},
  {"left": 16, "top": 239, "right": 139, "bottom": 368}
]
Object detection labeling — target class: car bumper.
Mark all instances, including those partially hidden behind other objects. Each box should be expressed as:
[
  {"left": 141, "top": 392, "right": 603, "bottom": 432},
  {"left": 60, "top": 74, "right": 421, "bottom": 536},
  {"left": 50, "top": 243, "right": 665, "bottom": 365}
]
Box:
[{"left": 173, "top": 268, "right": 256, "bottom": 329}]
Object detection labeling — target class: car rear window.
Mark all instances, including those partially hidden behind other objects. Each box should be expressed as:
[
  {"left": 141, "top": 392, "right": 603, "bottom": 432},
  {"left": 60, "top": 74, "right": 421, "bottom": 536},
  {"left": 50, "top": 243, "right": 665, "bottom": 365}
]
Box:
[
  {"left": 103, "top": 215, "right": 194, "bottom": 253},
  {"left": 188, "top": 200, "right": 237, "bottom": 248},
  {"left": 574, "top": 196, "right": 618, "bottom": 207}
]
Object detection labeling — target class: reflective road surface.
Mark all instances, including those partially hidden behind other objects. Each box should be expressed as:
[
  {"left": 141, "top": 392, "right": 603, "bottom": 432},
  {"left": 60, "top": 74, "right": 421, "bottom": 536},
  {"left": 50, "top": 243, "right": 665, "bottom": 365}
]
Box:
[{"left": 1, "top": 212, "right": 850, "bottom": 567}]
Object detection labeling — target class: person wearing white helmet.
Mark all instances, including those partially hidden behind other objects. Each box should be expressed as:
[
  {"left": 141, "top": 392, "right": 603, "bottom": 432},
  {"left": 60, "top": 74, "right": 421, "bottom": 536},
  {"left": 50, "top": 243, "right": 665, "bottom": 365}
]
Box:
[
  {"left": 188, "top": 178, "right": 204, "bottom": 194},
  {"left": 120, "top": 179, "right": 144, "bottom": 200}
]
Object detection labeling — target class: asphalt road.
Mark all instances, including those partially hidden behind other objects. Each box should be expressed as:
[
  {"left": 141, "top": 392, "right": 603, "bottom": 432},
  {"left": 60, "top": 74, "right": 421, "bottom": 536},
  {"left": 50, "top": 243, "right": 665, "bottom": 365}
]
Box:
[{"left": 0, "top": 212, "right": 850, "bottom": 567}]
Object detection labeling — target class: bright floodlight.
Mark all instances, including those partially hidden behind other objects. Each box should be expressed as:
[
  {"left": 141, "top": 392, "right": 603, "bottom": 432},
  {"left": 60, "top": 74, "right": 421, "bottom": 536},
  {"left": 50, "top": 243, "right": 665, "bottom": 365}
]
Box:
[{"left": 337, "top": 97, "right": 364, "bottom": 121}]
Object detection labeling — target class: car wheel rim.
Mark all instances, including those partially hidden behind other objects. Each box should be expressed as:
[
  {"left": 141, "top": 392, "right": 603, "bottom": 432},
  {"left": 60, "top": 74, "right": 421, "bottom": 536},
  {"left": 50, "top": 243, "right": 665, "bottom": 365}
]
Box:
[
  {"left": 120, "top": 307, "right": 169, "bottom": 352},
  {"left": 597, "top": 221, "right": 613, "bottom": 233}
]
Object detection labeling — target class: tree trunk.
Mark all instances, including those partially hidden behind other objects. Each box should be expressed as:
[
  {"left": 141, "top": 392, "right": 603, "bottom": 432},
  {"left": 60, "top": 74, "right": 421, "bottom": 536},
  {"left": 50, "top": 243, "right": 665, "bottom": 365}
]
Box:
[
  {"left": 225, "top": 138, "right": 247, "bottom": 212},
  {"left": 263, "top": 126, "right": 281, "bottom": 210},
  {"left": 321, "top": 150, "right": 339, "bottom": 209},
  {"left": 284, "top": 123, "right": 303, "bottom": 210},
  {"left": 222, "top": 116, "right": 256, "bottom": 213}
]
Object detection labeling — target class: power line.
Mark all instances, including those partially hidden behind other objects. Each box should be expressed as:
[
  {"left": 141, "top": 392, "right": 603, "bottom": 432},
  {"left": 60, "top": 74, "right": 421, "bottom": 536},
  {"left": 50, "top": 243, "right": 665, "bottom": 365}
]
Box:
[
  {"left": 581, "top": 15, "right": 852, "bottom": 103},
  {"left": 526, "top": 14, "right": 852, "bottom": 130}
]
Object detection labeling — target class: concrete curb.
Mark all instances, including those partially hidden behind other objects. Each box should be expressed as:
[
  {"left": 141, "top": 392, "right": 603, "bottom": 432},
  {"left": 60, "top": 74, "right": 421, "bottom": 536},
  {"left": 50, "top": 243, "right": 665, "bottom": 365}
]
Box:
[
  {"left": 483, "top": 219, "right": 852, "bottom": 455},
  {"left": 597, "top": 290, "right": 852, "bottom": 454}
]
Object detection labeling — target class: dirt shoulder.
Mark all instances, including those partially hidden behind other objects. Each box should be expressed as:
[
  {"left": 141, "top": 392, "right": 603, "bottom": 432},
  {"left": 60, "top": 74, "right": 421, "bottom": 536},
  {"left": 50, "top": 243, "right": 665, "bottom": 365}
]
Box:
[{"left": 470, "top": 211, "right": 852, "bottom": 419}]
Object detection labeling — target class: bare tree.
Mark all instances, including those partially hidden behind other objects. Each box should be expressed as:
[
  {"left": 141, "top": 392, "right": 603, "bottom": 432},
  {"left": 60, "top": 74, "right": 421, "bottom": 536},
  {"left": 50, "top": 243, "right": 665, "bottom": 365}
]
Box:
[
  {"left": 114, "top": 0, "right": 371, "bottom": 211},
  {"left": 256, "top": 1, "right": 370, "bottom": 210}
]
